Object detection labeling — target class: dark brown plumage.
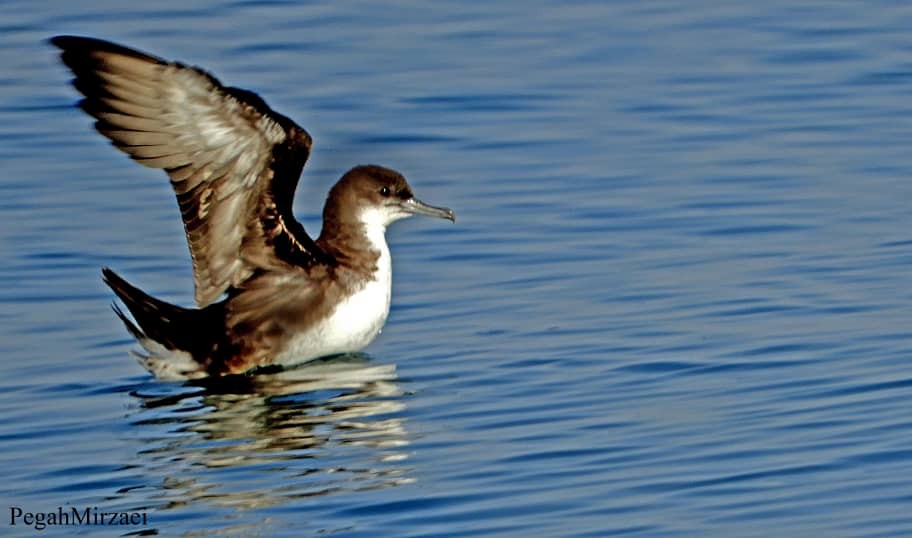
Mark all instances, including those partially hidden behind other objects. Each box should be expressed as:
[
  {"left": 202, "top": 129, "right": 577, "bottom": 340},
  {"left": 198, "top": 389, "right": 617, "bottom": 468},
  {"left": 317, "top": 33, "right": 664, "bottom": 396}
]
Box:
[
  {"left": 53, "top": 36, "right": 454, "bottom": 379},
  {"left": 53, "top": 35, "right": 328, "bottom": 307}
]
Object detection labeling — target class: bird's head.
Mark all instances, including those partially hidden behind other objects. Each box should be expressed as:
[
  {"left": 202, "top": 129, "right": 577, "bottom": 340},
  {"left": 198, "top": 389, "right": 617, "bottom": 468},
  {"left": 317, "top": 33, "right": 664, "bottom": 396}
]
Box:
[{"left": 326, "top": 165, "right": 455, "bottom": 231}]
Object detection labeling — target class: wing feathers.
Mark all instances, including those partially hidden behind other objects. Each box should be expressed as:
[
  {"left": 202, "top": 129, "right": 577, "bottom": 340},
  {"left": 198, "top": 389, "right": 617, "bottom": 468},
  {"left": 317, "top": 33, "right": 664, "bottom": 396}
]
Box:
[
  {"left": 53, "top": 35, "right": 329, "bottom": 307},
  {"left": 99, "top": 129, "right": 172, "bottom": 147}
]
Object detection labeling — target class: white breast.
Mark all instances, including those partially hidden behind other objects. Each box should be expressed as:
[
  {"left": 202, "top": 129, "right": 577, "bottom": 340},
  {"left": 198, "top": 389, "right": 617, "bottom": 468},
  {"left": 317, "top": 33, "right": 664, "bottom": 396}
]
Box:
[{"left": 275, "top": 217, "right": 394, "bottom": 365}]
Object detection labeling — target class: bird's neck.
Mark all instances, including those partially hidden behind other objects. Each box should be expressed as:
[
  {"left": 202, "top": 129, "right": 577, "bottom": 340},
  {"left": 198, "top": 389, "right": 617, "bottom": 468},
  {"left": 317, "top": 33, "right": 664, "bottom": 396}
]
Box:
[{"left": 318, "top": 212, "right": 390, "bottom": 279}]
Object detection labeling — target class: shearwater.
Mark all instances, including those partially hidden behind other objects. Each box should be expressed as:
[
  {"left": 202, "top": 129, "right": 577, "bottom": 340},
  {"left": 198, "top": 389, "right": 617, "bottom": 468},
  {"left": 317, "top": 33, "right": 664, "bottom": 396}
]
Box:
[{"left": 51, "top": 36, "right": 455, "bottom": 380}]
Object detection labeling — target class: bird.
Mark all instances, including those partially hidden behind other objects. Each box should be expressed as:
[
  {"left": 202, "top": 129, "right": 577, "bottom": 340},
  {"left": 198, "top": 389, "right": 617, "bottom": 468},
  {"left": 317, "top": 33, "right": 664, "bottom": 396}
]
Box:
[{"left": 51, "top": 35, "right": 455, "bottom": 380}]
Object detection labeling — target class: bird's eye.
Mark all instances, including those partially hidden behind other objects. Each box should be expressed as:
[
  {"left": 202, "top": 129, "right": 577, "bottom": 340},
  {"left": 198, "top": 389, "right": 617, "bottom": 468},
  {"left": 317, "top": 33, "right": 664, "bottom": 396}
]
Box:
[{"left": 379, "top": 186, "right": 391, "bottom": 197}]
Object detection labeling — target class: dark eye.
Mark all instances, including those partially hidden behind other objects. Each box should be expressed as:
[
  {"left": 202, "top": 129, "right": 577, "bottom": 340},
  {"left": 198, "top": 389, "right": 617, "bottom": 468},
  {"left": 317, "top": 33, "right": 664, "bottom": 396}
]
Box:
[{"left": 379, "top": 186, "right": 391, "bottom": 197}]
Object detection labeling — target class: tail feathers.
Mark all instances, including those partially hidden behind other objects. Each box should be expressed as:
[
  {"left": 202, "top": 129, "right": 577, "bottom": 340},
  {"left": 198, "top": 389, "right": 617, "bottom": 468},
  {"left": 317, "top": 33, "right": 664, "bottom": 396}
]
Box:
[
  {"left": 102, "top": 267, "right": 217, "bottom": 379},
  {"left": 103, "top": 267, "right": 189, "bottom": 349},
  {"left": 111, "top": 302, "right": 144, "bottom": 341}
]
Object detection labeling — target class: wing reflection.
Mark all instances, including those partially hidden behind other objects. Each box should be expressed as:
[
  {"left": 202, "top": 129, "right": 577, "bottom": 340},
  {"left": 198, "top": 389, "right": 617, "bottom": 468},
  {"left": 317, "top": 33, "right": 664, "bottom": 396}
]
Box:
[{"left": 128, "top": 355, "right": 412, "bottom": 511}]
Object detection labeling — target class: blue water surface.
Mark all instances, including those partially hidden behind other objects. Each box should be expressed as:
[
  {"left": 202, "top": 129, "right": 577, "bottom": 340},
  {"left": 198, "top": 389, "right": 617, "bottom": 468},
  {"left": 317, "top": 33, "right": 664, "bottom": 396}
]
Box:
[{"left": 1, "top": 1, "right": 911, "bottom": 536}]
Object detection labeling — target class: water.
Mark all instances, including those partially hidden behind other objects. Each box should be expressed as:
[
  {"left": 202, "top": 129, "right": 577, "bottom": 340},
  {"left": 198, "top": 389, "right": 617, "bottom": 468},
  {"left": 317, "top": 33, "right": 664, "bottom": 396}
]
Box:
[{"left": 2, "top": 1, "right": 911, "bottom": 536}]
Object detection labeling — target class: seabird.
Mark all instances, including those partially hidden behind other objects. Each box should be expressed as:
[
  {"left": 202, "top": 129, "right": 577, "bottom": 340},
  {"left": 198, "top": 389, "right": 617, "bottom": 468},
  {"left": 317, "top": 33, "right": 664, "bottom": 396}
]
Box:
[{"left": 51, "top": 36, "right": 455, "bottom": 380}]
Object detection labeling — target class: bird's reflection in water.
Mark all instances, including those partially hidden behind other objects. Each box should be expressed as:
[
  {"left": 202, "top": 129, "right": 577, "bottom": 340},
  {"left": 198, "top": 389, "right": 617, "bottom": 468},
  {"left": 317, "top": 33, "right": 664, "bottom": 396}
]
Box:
[{"left": 128, "top": 354, "right": 411, "bottom": 512}]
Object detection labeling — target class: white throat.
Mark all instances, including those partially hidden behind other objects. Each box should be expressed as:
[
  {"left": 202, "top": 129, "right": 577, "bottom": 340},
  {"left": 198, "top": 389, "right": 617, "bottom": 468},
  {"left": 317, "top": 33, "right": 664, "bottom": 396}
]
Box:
[
  {"left": 358, "top": 203, "right": 413, "bottom": 240},
  {"left": 359, "top": 207, "right": 393, "bottom": 254}
]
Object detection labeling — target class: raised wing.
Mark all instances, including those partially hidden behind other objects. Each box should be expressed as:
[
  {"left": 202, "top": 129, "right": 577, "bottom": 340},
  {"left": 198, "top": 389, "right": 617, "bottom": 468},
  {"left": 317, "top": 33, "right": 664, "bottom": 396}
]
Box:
[{"left": 52, "top": 35, "right": 332, "bottom": 307}]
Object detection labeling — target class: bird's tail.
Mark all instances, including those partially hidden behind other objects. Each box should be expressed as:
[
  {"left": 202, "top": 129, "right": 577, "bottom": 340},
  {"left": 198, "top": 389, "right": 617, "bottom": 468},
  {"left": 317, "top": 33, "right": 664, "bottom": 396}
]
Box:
[{"left": 102, "top": 267, "right": 216, "bottom": 379}]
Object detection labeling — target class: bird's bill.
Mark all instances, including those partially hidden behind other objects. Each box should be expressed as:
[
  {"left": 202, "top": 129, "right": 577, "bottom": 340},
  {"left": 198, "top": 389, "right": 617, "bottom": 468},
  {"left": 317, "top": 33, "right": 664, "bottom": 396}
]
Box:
[{"left": 401, "top": 198, "right": 456, "bottom": 222}]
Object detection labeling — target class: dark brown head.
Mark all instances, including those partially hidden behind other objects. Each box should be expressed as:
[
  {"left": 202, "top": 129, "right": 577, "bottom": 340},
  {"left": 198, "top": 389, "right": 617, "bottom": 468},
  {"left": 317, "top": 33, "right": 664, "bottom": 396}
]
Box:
[{"left": 322, "top": 165, "right": 455, "bottom": 233}]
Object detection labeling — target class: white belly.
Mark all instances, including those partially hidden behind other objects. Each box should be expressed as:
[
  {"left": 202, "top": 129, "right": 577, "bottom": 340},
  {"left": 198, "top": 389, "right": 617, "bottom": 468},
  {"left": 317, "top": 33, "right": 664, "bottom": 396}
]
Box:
[{"left": 275, "top": 250, "right": 392, "bottom": 365}]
